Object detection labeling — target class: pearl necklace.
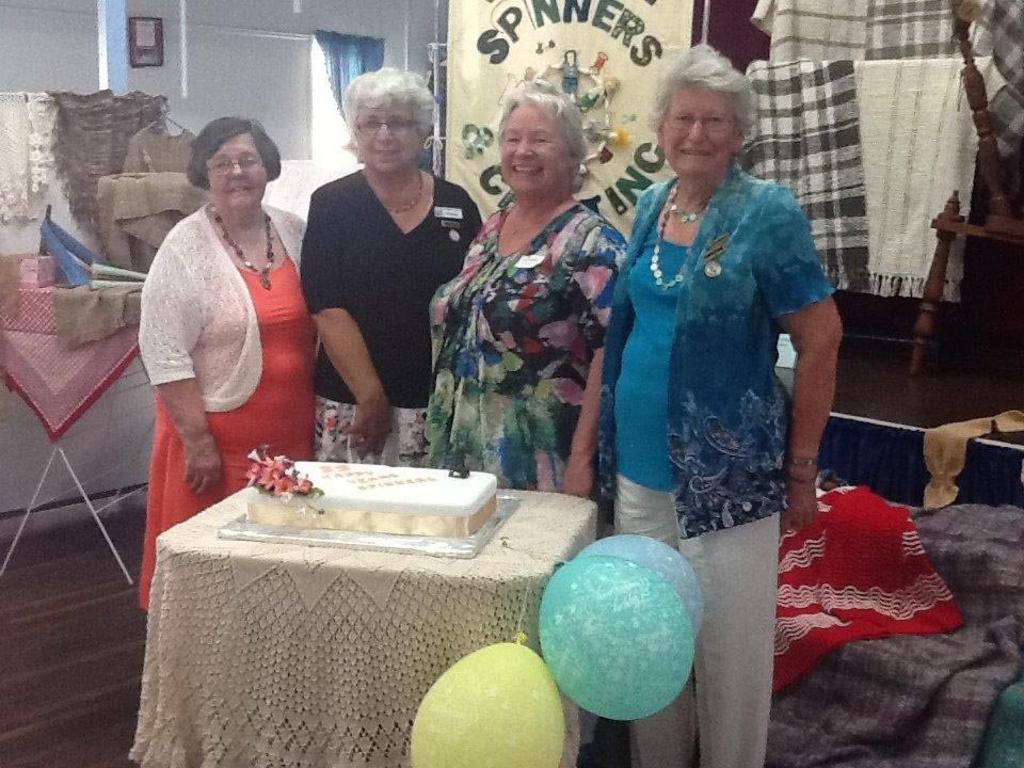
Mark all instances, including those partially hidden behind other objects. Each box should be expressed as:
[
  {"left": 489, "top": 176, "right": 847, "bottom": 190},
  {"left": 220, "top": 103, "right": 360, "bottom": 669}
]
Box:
[
  {"left": 669, "top": 186, "right": 708, "bottom": 224},
  {"left": 213, "top": 208, "right": 275, "bottom": 289},
  {"left": 650, "top": 183, "right": 689, "bottom": 290}
]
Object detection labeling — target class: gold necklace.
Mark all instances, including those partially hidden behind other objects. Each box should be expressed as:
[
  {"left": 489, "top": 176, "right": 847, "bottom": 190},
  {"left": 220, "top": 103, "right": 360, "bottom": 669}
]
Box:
[
  {"left": 649, "top": 183, "right": 687, "bottom": 290},
  {"left": 383, "top": 172, "right": 423, "bottom": 214}
]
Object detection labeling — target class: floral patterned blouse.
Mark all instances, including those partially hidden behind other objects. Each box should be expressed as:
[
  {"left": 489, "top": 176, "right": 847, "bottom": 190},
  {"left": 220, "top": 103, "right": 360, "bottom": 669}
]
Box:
[{"left": 427, "top": 204, "right": 625, "bottom": 490}]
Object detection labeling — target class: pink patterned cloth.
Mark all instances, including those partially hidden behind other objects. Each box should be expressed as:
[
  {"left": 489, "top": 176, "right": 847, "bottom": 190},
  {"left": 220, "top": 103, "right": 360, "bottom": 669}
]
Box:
[
  {"left": 0, "top": 286, "right": 58, "bottom": 334},
  {"left": 1, "top": 286, "right": 138, "bottom": 440}
]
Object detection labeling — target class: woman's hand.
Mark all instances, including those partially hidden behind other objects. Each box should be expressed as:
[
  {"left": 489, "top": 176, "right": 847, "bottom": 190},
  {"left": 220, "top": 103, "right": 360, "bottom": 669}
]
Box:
[
  {"left": 350, "top": 390, "right": 390, "bottom": 456},
  {"left": 561, "top": 453, "right": 594, "bottom": 498},
  {"left": 782, "top": 476, "right": 819, "bottom": 531},
  {"left": 183, "top": 433, "right": 222, "bottom": 496}
]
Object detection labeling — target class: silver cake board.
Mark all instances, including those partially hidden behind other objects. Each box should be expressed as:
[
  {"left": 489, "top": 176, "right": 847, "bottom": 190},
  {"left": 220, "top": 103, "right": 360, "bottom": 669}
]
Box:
[{"left": 218, "top": 495, "right": 519, "bottom": 559}]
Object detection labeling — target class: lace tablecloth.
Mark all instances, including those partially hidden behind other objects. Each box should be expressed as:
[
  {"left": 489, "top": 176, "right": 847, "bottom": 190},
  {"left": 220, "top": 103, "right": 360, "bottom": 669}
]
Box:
[{"left": 131, "top": 490, "right": 597, "bottom": 768}]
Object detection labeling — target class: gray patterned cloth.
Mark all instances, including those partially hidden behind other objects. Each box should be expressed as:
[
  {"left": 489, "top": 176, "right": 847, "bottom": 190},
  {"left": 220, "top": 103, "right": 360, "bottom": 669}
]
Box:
[
  {"left": 743, "top": 59, "right": 870, "bottom": 292},
  {"left": 982, "top": 0, "right": 1024, "bottom": 95},
  {"left": 865, "top": 0, "right": 959, "bottom": 60},
  {"left": 768, "top": 502, "right": 1024, "bottom": 768},
  {"left": 980, "top": 0, "right": 1024, "bottom": 193}
]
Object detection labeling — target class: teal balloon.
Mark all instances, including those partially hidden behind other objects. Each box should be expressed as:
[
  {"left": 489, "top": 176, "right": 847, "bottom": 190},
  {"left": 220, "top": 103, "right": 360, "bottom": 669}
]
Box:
[
  {"left": 577, "top": 534, "right": 704, "bottom": 631},
  {"left": 539, "top": 555, "right": 695, "bottom": 721}
]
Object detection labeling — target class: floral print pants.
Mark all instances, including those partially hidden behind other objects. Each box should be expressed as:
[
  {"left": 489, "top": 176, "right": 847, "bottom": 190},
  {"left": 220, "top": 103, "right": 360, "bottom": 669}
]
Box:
[{"left": 314, "top": 396, "right": 428, "bottom": 467}]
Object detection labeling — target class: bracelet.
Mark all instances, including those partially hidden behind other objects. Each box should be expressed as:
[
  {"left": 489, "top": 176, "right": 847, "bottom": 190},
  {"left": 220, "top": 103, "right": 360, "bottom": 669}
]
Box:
[{"left": 787, "top": 456, "right": 818, "bottom": 468}]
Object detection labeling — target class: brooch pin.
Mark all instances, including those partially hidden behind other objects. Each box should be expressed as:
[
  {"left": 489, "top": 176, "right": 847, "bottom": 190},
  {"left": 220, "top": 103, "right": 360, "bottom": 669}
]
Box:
[{"left": 703, "top": 234, "right": 729, "bottom": 279}]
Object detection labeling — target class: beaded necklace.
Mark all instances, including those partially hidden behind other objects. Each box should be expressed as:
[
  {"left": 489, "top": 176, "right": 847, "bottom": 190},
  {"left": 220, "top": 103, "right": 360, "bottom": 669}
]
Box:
[
  {"left": 649, "top": 182, "right": 690, "bottom": 290},
  {"left": 213, "top": 208, "right": 275, "bottom": 289}
]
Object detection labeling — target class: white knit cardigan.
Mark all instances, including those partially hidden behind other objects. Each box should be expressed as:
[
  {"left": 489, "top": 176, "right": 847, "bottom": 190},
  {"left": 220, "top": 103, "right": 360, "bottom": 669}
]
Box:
[{"left": 139, "top": 204, "right": 306, "bottom": 411}]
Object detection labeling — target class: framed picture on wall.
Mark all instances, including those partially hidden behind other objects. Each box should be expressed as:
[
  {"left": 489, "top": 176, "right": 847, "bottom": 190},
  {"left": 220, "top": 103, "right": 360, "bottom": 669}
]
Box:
[{"left": 129, "top": 17, "right": 164, "bottom": 68}]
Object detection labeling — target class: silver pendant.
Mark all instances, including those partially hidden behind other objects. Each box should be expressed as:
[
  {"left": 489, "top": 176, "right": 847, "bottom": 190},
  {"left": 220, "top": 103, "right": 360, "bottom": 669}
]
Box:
[{"left": 704, "top": 261, "right": 722, "bottom": 278}]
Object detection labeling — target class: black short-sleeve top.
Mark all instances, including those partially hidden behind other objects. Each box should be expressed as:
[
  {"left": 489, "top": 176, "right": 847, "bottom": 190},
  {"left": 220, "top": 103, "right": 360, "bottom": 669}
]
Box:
[{"left": 300, "top": 171, "right": 482, "bottom": 408}]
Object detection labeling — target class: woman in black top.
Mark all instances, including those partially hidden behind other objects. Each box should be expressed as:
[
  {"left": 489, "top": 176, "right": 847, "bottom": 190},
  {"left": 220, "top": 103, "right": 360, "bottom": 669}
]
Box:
[{"left": 301, "top": 67, "right": 481, "bottom": 466}]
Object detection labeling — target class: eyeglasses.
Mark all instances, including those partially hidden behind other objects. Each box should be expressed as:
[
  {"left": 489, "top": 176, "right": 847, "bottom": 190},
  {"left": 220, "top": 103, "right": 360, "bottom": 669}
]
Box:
[
  {"left": 207, "top": 155, "right": 264, "bottom": 175},
  {"left": 665, "top": 114, "right": 735, "bottom": 137},
  {"left": 355, "top": 119, "right": 419, "bottom": 137}
]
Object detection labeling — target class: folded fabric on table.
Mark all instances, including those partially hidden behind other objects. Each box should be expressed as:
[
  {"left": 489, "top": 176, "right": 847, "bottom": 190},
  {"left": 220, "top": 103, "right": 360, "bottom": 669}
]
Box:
[
  {"left": 0, "top": 286, "right": 57, "bottom": 334},
  {"left": 0, "top": 255, "right": 22, "bottom": 316},
  {"left": 775, "top": 485, "right": 962, "bottom": 692},
  {"left": 54, "top": 284, "right": 142, "bottom": 348}
]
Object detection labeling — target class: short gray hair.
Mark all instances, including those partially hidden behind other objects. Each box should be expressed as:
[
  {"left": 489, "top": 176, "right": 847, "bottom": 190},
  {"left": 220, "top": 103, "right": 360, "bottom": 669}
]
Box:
[
  {"left": 651, "top": 44, "right": 756, "bottom": 137},
  {"left": 498, "top": 79, "right": 587, "bottom": 165},
  {"left": 343, "top": 67, "right": 434, "bottom": 135}
]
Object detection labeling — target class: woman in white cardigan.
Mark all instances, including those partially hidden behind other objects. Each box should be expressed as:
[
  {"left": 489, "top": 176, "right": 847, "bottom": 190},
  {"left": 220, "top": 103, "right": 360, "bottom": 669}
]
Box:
[{"left": 138, "top": 118, "right": 315, "bottom": 609}]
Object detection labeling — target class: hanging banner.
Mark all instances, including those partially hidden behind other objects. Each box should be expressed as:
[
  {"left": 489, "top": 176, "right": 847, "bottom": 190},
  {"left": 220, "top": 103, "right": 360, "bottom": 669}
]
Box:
[{"left": 447, "top": 0, "right": 694, "bottom": 234}]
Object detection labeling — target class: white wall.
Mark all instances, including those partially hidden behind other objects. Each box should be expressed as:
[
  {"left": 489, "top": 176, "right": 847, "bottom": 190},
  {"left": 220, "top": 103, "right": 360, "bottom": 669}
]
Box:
[
  {"left": 0, "top": 0, "right": 436, "bottom": 159},
  {"left": 0, "top": 0, "right": 435, "bottom": 523}
]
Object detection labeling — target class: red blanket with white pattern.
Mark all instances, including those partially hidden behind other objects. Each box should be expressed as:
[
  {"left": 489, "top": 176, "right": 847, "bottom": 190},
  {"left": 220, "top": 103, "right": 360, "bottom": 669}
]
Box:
[{"left": 774, "top": 486, "right": 963, "bottom": 692}]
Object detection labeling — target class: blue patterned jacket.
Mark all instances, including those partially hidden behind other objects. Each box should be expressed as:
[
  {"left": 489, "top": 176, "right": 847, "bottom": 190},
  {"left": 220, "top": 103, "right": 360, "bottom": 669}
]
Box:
[{"left": 599, "top": 164, "right": 834, "bottom": 537}]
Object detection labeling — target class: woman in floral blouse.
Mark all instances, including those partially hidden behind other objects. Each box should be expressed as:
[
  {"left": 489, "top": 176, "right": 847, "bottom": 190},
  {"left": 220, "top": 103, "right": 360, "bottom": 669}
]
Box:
[{"left": 427, "top": 79, "right": 625, "bottom": 496}]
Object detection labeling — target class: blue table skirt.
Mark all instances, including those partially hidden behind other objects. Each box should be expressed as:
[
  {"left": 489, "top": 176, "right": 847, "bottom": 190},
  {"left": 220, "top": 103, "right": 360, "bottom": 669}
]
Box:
[{"left": 819, "top": 414, "right": 1024, "bottom": 508}]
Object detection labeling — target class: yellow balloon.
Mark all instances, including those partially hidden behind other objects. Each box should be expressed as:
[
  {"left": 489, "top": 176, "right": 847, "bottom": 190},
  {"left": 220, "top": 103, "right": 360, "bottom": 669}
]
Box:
[{"left": 411, "top": 643, "right": 565, "bottom": 768}]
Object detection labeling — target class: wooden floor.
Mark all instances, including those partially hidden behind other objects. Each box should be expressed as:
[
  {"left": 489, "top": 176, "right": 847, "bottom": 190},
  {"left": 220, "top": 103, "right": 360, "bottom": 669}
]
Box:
[
  {"left": 0, "top": 508, "right": 146, "bottom": 768},
  {"left": 0, "top": 340, "right": 1021, "bottom": 768}
]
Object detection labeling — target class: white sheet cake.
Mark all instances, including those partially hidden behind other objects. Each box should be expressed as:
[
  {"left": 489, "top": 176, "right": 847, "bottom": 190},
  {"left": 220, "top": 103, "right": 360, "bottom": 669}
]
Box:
[{"left": 244, "top": 462, "right": 498, "bottom": 537}]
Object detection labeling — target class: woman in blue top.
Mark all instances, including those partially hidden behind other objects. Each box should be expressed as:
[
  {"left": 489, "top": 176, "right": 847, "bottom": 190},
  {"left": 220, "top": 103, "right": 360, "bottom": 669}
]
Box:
[{"left": 598, "top": 45, "right": 842, "bottom": 768}]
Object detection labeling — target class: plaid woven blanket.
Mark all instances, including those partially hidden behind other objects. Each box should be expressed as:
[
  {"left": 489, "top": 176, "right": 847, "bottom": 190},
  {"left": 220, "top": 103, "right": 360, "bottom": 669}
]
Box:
[
  {"left": 768, "top": 501, "right": 1024, "bottom": 768},
  {"left": 743, "top": 59, "right": 870, "bottom": 292},
  {"left": 865, "top": 0, "right": 959, "bottom": 60},
  {"left": 981, "top": 0, "right": 1024, "bottom": 192},
  {"left": 752, "top": 0, "right": 869, "bottom": 62}
]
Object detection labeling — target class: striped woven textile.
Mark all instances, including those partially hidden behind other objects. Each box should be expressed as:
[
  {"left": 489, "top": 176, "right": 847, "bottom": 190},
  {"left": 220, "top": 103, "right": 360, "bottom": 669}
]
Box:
[
  {"left": 743, "top": 59, "right": 870, "bottom": 292},
  {"left": 752, "top": 0, "right": 869, "bottom": 62},
  {"left": 857, "top": 57, "right": 1006, "bottom": 300},
  {"left": 865, "top": 0, "right": 961, "bottom": 60}
]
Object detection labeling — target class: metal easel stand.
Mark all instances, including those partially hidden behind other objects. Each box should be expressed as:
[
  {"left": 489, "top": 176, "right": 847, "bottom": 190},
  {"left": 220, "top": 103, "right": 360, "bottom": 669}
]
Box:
[{"left": 0, "top": 445, "right": 142, "bottom": 584}]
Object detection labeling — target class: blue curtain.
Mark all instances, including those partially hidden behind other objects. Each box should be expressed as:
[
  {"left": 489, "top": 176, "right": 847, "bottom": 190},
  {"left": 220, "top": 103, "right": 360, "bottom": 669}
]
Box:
[
  {"left": 314, "top": 31, "right": 384, "bottom": 118},
  {"left": 820, "top": 416, "right": 1024, "bottom": 507}
]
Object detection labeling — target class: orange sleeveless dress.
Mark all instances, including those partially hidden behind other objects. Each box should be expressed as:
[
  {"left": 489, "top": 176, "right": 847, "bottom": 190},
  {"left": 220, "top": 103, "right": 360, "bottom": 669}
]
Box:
[{"left": 139, "top": 259, "right": 315, "bottom": 609}]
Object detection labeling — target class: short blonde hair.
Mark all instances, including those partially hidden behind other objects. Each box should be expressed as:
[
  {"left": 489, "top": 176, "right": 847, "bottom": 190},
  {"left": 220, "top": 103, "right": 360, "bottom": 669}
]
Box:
[
  {"left": 498, "top": 79, "right": 587, "bottom": 165},
  {"left": 343, "top": 67, "right": 434, "bottom": 135},
  {"left": 651, "top": 44, "right": 756, "bottom": 137}
]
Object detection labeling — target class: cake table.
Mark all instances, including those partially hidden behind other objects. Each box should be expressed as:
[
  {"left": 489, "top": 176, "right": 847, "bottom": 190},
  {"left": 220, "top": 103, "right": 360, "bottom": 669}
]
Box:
[{"left": 131, "top": 489, "right": 596, "bottom": 768}]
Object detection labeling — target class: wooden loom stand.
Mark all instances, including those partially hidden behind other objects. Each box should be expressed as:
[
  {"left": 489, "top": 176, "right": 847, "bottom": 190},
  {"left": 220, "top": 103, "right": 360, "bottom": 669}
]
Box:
[{"left": 910, "top": 0, "right": 1024, "bottom": 374}]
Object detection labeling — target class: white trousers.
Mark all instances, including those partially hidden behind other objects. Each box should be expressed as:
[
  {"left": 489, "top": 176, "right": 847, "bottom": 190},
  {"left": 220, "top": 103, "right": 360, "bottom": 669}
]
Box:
[{"left": 615, "top": 475, "right": 779, "bottom": 768}]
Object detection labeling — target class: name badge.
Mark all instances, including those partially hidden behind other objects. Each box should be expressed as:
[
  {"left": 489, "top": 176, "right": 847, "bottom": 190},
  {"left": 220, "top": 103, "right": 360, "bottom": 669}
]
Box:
[
  {"left": 514, "top": 252, "right": 546, "bottom": 269},
  {"left": 434, "top": 206, "right": 464, "bottom": 220}
]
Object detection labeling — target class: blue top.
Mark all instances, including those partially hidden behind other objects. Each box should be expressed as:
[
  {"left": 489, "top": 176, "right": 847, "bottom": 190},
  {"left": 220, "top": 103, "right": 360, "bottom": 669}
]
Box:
[
  {"left": 614, "top": 234, "right": 688, "bottom": 491},
  {"left": 599, "top": 164, "right": 835, "bottom": 538}
]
